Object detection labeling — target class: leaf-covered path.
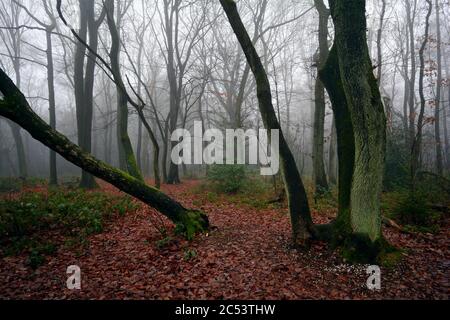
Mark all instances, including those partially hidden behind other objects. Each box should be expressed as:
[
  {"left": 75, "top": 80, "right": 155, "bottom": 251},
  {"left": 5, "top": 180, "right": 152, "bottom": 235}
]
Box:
[{"left": 0, "top": 181, "right": 448, "bottom": 299}]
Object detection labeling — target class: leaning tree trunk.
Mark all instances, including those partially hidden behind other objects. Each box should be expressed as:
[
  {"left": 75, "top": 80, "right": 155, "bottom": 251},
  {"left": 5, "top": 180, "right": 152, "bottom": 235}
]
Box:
[
  {"left": 328, "top": 0, "right": 387, "bottom": 250},
  {"left": 0, "top": 68, "right": 208, "bottom": 239},
  {"left": 220, "top": 0, "right": 315, "bottom": 244},
  {"left": 105, "top": 0, "right": 143, "bottom": 181}
]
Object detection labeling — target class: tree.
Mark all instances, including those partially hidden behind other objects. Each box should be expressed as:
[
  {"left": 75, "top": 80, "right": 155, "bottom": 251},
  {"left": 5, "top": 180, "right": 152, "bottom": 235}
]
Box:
[
  {"left": 0, "top": 67, "right": 209, "bottom": 239},
  {"left": 219, "top": 0, "right": 315, "bottom": 244},
  {"left": 104, "top": 0, "right": 143, "bottom": 181},
  {"left": 0, "top": 0, "right": 28, "bottom": 179},
  {"left": 411, "top": 0, "right": 432, "bottom": 190},
  {"left": 434, "top": 0, "right": 444, "bottom": 175},
  {"left": 312, "top": 0, "right": 330, "bottom": 195},
  {"left": 72, "top": 0, "right": 105, "bottom": 189},
  {"left": 14, "top": 0, "right": 58, "bottom": 185},
  {"left": 319, "top": 0, "right": 388, "bottom": 261}
]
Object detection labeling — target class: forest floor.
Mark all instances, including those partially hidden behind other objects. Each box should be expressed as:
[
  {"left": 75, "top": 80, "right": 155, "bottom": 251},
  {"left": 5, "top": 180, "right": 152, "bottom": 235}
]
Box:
[{"left": 0, "top": 180, "right": 448, "bottom": 300}]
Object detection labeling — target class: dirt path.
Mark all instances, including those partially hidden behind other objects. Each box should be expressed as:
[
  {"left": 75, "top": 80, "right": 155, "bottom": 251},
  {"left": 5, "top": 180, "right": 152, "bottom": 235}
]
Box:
[{"left": 0, "top": 181, "right": 448, "bottom": 299}]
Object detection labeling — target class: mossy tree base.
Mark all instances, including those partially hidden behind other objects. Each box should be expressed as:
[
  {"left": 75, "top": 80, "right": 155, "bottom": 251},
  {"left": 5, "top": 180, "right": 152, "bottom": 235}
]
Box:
[{"left": 314, "top": 223, "right": 401, "bottom": 265}]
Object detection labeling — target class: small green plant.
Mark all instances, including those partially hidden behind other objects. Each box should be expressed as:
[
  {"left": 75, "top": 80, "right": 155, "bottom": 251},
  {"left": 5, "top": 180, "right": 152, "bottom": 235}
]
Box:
[
  {"left": 156, "top": 236, "right": 173, "bottom": 249},
  {"left": 183, "top": 248, "right": 197, "bottom": 261},
  {"left": 207, "top": 165, "right": 246, "bottom": 194},
  {"left": 390, "top": 190, "right": 440, "bottom": 230},
  {"left": 0, "top": 188, "right": 138, "bottom": 268}
]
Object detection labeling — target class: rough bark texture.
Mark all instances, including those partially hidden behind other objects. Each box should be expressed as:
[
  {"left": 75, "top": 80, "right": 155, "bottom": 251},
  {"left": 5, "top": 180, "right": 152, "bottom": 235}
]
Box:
[
  {"left": 329, "top": 0, "right": 387, "bottom": 244},
  {"left": 319, "top": 44, "right": 355, "bottom": 239},
  {"left": 0, "top": 68, "right": 209, "bottom": 239},
  {"left": 220, "top": 0, "right": 315, "bottom": 244}
]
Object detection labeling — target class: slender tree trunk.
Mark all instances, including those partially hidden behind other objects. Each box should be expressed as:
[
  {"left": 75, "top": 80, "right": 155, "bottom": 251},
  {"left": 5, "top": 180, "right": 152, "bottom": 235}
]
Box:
[
  {"left": 74, "top": 0, "right": 98, "bottom": 189},
  {"left": 8, "top": 59, "right": 28, "bottom": 180},
  {"left": 220, "top": 0, "right": 315, "bottom": 244},
  {"left": 411, "top": 0, "right": 432, "bottom": 190},
  {"left": 46, "top": 28, "right": 57, "bottom": 186},
  {"left": 328, "top": 118, "right": 338, "bottom": 185},
  {"left": 406, "top": 0, "right": 417, "bottom": 150},
  {"left": 312, "top": 0, "right": 330, "bottom": 195},
  {"left": 0, "top": 68, "right": 209, "bottom": 239},
  {"left": 105, "top": 0, "right": 143, "bottom": 181},
  {"left": 434, "top": 0, "right": 444, "bottom": 175}
]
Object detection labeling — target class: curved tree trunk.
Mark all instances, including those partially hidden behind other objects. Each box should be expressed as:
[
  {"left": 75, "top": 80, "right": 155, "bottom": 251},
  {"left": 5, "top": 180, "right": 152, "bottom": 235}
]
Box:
[
  {"left": 220, "top": 0, "right": 315, "bottom": 244},
  {"left": 319, "top": 44, "right": 355, "bottom": 239},
  {"left": 0, "top": 68, "right": 208, "bottom": 239},
  {"left": 329, "top": 0, "right": 387, "bottom": 246},
  {"left": 105, "top": 0, "right": 143, "bottom": 182}
]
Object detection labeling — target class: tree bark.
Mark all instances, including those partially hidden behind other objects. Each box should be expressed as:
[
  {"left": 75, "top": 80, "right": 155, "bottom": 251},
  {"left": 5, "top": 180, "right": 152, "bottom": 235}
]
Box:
[
  {"left": 316, "top": 1, "right": 391, "bottom": 263},
  {"left": 0, "top": 68, "right": 208, "bottom": 239}
]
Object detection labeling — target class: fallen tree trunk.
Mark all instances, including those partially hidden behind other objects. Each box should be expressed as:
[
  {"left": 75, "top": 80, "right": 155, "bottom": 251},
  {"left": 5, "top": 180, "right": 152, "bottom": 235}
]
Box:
[{"left": 0, "top": 68, "right": 208, "bottom": 239}]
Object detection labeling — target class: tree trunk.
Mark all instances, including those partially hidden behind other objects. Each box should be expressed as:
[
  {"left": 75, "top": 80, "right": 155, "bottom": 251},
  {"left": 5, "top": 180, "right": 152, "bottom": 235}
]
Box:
[
  {"left": 434, "top": 0, "right": 444, "bottom": 176},
  {"left": 220, "top": 0, "right": 315, "bottom": 244},
  {"left": 328, "top": 117, "right": 338, "bottom": 185},
  {"left": 0, "top": 68, "right": 208, "bottom": 239},
  {"left": 74, "top": 0, "right": 98, "bottom": 189},
  {"left": 105, "top": 0, "right": 143, "bottom": 182},
  {"left": 318, "top": 0, "right": 387, "bottom": 262},
  {"left": 406, "top": 0, "right": 416, "bottom": 151},
  {"left": 312, "top": 0, "right": 330, "bottom": 195},
  {"left": 411, "top": 0, "right": 432, "bottom": 191},
  {"left": 46, "top": 28, "right": 58, "bottom": 186},
  {"left": 319, "top": 44, "right": 355, "bottom": 239}
]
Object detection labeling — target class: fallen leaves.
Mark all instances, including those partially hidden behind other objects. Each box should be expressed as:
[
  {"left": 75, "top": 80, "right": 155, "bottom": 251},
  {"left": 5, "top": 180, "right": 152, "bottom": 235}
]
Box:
[{"left": 0, "top": 180, "right": 448, "bottom": 300}]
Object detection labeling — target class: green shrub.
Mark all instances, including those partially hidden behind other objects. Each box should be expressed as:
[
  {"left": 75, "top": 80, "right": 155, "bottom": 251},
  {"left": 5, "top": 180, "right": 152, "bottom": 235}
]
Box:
[
  {"left": 0, "top": 188, "right": 138, "bottom": 267},
  {"left": 0, "top": 178, "right": 22, "bottom": 193},
  {"left": 390, "top": 191, "right": 439, "bottom": 228},
  {"left": 207, "top": 165, "right": 246, "bottom": 194}
]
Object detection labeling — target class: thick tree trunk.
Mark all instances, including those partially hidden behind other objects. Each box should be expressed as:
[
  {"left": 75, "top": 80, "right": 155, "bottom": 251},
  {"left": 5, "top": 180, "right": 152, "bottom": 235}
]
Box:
[
  {"left": 331, "top": 0, "right": 386, "bottom": 242},
  {"left": 0, "top": 68, "right": 208, "bottom": 239},
  {"left": 220, "top": 0, "right": 315, "bottom": 244},
  {"left": 319, "top": 44, "right": 355, "bottom": 239}
]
